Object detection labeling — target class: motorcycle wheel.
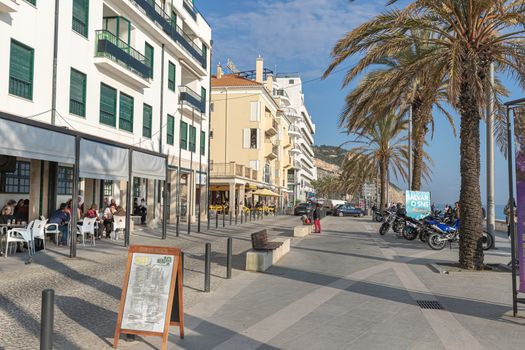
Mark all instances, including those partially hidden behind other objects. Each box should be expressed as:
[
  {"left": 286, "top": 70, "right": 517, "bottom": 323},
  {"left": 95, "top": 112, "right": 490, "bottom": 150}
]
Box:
[
  {"left": 402, "top": 226, "right": 418, "bottom": 241},
  {"left": 374, "top": 214, "right": 383, "bottom": 222},
  {"left": 393, "top": 222, "right": 404, "bottom": 234},
  {"left": 482, "top": 232, "right": 494, "bottom": 251},
  {"left": 419, "top": 230, "right": 429, "bottom": 243},
  {"left": 379, "top": 223, "right": 389, "bottom": 235},
  {"left": 427, "top": 233, "right": 447, "bottom": 250}
]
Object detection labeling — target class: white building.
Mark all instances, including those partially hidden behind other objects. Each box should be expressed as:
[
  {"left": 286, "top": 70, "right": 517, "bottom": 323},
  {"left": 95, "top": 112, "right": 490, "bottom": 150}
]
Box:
[
  {"left": 0, "top": 0, "right": 211, "bottom": 230},
  {"left": 273, "top": 74, "right": 317, "bottom": 203}
]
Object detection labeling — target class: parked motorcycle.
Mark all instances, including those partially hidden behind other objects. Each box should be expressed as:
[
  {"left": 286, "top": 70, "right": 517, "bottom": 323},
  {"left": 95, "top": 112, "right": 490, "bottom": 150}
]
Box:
[
  {"left": 426, "top": 219, "right": 494, "bottom": 251},
  {"left": 379, "top": 208, "right": 397, "bottom": 235},
  {"left": 373, "top": 210, "right": 384, "bottom": 222}
]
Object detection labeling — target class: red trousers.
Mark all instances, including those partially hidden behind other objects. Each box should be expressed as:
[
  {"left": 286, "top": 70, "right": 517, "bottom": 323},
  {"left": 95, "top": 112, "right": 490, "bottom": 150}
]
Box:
[{"left": 314, "top": 219, "right": 321, "bottom": 233}]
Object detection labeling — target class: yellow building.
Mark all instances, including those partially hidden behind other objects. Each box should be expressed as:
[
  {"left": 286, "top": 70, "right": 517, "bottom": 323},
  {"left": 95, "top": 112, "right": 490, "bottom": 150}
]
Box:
[{"left": 210, "top": 59, "right": 292, "bottom": 214}]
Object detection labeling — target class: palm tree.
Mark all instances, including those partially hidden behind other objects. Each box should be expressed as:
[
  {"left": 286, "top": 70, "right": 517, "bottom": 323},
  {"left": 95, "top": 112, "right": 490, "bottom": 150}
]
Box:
[
  {"left": 340, "top": 114, "right": 431, "bottom": 210},
  {"left": 325, "top": 0, "right": 525, "bottom": 269}
]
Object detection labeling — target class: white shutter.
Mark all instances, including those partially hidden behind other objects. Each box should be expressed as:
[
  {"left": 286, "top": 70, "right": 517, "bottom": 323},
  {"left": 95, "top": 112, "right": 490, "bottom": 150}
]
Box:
[
  {"left": 256, "top": 129, "right": 261, "bottom": 149},
  {"left": 243, "top": 128, "right": 250, "bottom": 148},
  {"left": 250, "top": 102, "right": 260, "bottom": 121},
  {"left": 250, "top": 160, "right": 259, "bottom": 171}
]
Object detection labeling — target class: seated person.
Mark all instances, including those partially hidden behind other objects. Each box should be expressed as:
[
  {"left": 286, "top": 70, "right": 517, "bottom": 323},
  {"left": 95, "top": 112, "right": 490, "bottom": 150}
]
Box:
[
  {"left": 139, "top": 198, "right": 147, "bottom": 225},
  {"left": 49, "top": 203, "right": 70, "bottom": 246},
  {"left": 85, "top": 203, "right": 101, "bottom": 238}
]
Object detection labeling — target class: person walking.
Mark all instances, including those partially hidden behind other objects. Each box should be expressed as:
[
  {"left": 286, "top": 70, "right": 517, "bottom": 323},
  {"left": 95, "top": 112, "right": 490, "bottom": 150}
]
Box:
[{"left": 313, "top": 203, "right": 321, "bottom": 233}]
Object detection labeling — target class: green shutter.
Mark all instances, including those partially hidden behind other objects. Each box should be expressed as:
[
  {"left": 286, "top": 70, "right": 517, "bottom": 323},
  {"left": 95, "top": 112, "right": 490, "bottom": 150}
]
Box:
[
  {"left": 9, "top": 40, "right": 34, "bottom": 100},
  {"left": 167, "top": 115, "right": 174, "bottom": 145},
  {"left": 189, "top": 126, "right": 196, "bottom": 152},
  {"left": 100, "top": 83, "right": 117, "bottom": 126},
  {"left": 72, "top": 0, "right": 89, "bottom": 37},
  {"left": 202, "top": 44, "right": 207, "bottom": 57},
  {"left": 27, "top": 0, "right": 36, "bottom": 5},
  {"left": 168, "top": 62, "right": 176, "bottom": 91},
  {"left": 201, "top": 87, "right": 206, "bottom": 112},
  {"left": 200, "top": 130, "right": 205, "bottom": 156},
  {"left": 119, "top": 92, "right": 134, "bottom": 132},
  {"left": 69, "top": 68, "right": 86, "bottom": 117},
  {"left": 143, "top": 104, "right": 152, "bottom": 138},
  {"left": 180, "top": 120, "right": 188, "bottom": 150},
  {"left": 145, "top": 42, "right": 154, "bottom": 78},
  {"left": 171, "top": 11, "right": 177, "bottom": 28}
]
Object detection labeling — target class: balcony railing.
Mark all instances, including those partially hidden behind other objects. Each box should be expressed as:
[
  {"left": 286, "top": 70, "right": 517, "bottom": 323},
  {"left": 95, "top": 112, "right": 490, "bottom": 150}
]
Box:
[
  {"left": 95, "top": 30, "right": 151, "bottom": 79},
  {"left": 183, "top": 0, "right": 197, "bottom": 21},
  {"left": 131, "top": 0, "right": 206, "bottom": 68},
  {"left": 210, "top": 162, "right": 257, "bottom": 180},
  {"left": 252, "top": 169, "right": 258, "bottom": 180},
  {"left": 179, "top": 86, "right": 206, "bottom": 113}
]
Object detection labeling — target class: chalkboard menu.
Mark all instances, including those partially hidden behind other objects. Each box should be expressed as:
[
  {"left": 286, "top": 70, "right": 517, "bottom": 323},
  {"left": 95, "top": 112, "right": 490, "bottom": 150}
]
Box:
[{"left": 113, "top": 246, "right": 184, "bottom": 350}]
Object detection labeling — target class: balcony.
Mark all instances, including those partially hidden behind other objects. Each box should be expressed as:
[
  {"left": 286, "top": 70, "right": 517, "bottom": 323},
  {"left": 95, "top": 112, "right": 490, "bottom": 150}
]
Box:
[
  {"left": 273, "top": 89, "right": 290, "bottom": 105},
  {"left": 210, "top": 162, "right": 258, "bottom": 180},
  {"left": 0, "top": 0, "right": 18, "bottom": 13},
  {"left": 131, "top": 0, "right": 206, "bottom": 69},
  {"left": 94, "top": 30, "right": 151, "bottom": 88},
  {"left": 179, "top": 86, "right": 206, "bottom": 113},
  {"left": 265, "top": 118, "right": 278, "bottom": 137},
  {"left": 266, "top": 144, "right": 279, "bottom": 160},
  {"left": 289, "top": 147, "right": 301, "bottom": 156},
  {"left": 183, "top": 0, "right": 197, "bottom": 21},
  {"left": 288, "top": 125, "right": 301, "bottom": 138}
]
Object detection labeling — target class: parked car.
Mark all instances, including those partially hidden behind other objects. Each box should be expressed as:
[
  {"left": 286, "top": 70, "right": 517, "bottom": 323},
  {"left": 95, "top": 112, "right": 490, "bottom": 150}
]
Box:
[
  {"left": 334, "top": 204, "right": 365, "bottom": 217},
  {"left": 323, "top": 199, "right": 346, "bottom": 215},
  {"left": 294, "top": 202, "right": 312, "bottom": 216}
]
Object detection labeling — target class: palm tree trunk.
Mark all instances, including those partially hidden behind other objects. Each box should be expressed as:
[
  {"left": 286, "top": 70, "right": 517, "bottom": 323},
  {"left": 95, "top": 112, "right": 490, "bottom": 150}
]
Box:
[
  {"left": 458, "top": 82, "right": 484, "bottom": 270},
  {"left": 380, "top": 157, "right": 388, "bottom": 210},
  {"left": 411, "top": 108, "right": 430, "bottom": 191}
]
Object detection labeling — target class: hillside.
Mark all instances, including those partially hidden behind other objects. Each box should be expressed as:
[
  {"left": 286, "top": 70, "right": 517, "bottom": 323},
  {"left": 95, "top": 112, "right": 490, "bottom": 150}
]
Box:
[{"left": 312, "top": 145, "right": 347, "bottom": 166}]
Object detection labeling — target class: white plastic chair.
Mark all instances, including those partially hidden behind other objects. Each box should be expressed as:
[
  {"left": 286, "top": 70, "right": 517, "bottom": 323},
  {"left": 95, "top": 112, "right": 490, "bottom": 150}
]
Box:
[
  {"left": 113, "top": 216, "right": 126, "bottom": 241},
  {"left": 31, "top": 219, "right": 48, "bottom": 254},
  {"left": 5, "top": 221, "right": 34, "bottom": 257},
  {"left": 77, "top": 217, "right": 96, "bottom": 246}
]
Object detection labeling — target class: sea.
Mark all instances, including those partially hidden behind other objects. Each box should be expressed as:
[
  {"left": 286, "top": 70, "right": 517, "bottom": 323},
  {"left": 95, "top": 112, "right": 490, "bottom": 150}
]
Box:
[{"left": 434, "top": 203, "right": 506, "bottom": 221}]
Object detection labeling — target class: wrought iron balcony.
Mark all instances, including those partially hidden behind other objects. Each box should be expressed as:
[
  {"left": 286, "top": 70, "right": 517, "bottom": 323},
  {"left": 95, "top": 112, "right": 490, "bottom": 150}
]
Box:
[
  {"left": 95, "top": 30, "right": 151, "bottom": 79},
  {"left": 179, "top": 86, "right": 206, "bottom": 113},
  {"left": 131, "top": 0, "right": 207, "bottom": 69}
]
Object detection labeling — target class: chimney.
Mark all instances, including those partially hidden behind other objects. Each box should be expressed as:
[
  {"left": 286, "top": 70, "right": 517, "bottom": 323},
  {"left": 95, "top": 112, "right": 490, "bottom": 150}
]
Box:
[
  {"left": 216, "top": 63, "right": 223, "bottom": 79},
  {"left": 266, "top": 73, "right": 273, "bottom": 92},
  {"left": 255, "top": 56, "right": 264, "bottom": 83}
]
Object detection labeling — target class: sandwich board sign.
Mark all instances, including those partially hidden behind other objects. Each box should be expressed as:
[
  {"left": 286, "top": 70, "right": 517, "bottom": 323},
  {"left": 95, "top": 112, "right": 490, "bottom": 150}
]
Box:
[
  {"left": 113, "top": 245, "right": 184, "bottom": 349},
  {"left": 405, "top": 191, "right": 431, "bottom": 220}
]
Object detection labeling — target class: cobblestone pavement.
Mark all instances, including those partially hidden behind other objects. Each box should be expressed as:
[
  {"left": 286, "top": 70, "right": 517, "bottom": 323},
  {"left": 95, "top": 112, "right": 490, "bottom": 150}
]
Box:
[{"left": 0, "top": 214, "right": 300, "bottom": 350}]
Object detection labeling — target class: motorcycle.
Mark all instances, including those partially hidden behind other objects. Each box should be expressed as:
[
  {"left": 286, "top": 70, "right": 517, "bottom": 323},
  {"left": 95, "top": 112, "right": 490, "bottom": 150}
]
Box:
[
  {"left": 373, "top": 210, "right": 384, "bottom": 222},
  {"left": 426, "top": 219, "right": 494, "bottom": 251},
  {"left": 401, "top": 216, "right": 423, "bottom": 240},
  {"left": 379, "top": 208, "right": 397, "bottom": 235}
]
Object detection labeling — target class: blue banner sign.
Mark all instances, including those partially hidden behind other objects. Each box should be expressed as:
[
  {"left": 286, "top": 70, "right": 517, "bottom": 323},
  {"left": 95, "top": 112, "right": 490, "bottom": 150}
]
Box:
[{"left": 405, "top": 191, "right": 431, "bottom": 220}]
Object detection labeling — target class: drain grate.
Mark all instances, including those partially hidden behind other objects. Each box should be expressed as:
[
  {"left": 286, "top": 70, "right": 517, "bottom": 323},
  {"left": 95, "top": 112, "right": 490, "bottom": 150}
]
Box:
[{"left": 417, "top": 300, "right": 444, "bottom": 310}]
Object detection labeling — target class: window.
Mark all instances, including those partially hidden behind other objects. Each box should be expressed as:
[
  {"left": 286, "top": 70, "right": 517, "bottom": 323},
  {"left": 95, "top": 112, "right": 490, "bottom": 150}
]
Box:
[
  {"left": 201, "top": 87, "right": 207, "bottom": 110},
  {"left": 119, "top": 92, "right": 134, "bottom": 132},
  {"left": 100, "top": 83, "right": 117, "bottom": 126},
  {"left": 202, "top": 44, "right": 208, "bottom": 58},
  {"left": 200, "top": 130, "right": 205, "bottom": 156},
  {"left": 57, "top": 167, "right": 73, "bottom": 195},
  {"left": 145, "top": 42, "right": 154, "bottom": 78},
  {"left": 171, "top": 10, "right": 177, "bottom": 27},
  {"left": 142, "top": 104, "right": 152, "bottom": 138},
  {"left": 249, "top": 160, "right": 259, "bottom": 171},
  {"left": 72, "top": 0, "right": 89, "bottom": 37},
  {"left": 250, "top": 102, "right": 260, "bottom": 121},
  {"left": 289, "top": 79, "right": 294, "bottom": 84},
  {"left": 1, "top": 161, "right": 30, "bottom": 194},
  {"left": 250, "top": 129, "right": 258, "bottom": 149},
  {"left": 26, "top": 0, "right": 36, "bottom": 5},
  {"left": 189, "top": 125, "right": 196, "bottom": 152},
  {"left": 103, "top": 180, "right": 113, "bottom": 196},
  {"left": 9, "top": 40, "right": 34, "bottom": 100},
  {"left": 180, "top": 120, "right": 188, "bottom": 149},
  {"left": 264, "top": 163, "right": 271, "bottom": 183},
  {"left": 167, "top": 114, "right": 174, "bottom": 145},
  {"left": 168, "top": 62, "right": 176, "bottom": 91},
  {"left": 69, "top": 68, "right": 87, "bottom": 117},
  {"left": 243, "top": 128, "right": 259, "bottom": 149}
]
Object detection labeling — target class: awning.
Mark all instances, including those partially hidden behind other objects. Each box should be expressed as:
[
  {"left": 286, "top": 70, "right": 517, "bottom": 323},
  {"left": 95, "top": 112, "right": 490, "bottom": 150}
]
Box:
[
  {"left": 245, "top": 184, "right": 257, "bottom": 190},
  {"left": 132, "top": 151, "right": 166, "bottom": 181},
  {"left": 252, "top": 188, "right": 280, "bottom": 197},
  {"left": 0, "top": 118, "right": 75, "bottom": 164},
  {"left": 79, "top": 139, "right": 129, "bottom": 181},
  {"left": 210, "top": 185, "right": 230, "bottom": 191}
]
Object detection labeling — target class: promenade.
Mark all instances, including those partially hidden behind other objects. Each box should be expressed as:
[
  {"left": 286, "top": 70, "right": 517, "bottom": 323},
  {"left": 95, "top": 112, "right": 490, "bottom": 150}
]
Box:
[{"left": 0, "top": 215, "right": 523, "bottom": 349}]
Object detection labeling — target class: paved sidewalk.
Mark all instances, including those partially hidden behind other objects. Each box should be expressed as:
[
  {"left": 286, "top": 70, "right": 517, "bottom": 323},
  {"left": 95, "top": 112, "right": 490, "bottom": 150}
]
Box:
[
  {"left": 130, "top": 216, "right": 524, "bottom": 350},
  {"left": 0, "top": 214, "right": 299, "bottom": 350}
]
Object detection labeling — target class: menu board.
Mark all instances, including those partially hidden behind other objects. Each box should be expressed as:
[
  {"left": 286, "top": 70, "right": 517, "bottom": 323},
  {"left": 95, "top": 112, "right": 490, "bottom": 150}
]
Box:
[{"left": 113, "top": 246, "right": 184, "bottom": 350}]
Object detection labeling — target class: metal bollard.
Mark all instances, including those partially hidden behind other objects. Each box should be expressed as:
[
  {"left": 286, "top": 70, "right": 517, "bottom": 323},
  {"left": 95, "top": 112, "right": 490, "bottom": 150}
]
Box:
[
  {"left": 215, "top": 211, "right": 218, "bottom": 228},
  {"left": 204, "top": 243, "right": 211, "bottom": 292},
  {"left": 40, "top": 289, "right": 54, "bottom": 350},
  {"left": 222, "top": 208, "right": 225, "bottom": 227},
  {"left": 226, "top": 237, "right": 232, "bottom": 279}
]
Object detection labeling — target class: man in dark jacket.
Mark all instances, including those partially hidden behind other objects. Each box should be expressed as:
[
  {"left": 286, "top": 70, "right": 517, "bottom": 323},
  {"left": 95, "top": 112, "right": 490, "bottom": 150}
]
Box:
[
  {"left": 49, "top": 203, "right": 70, "bottom": 246},
  {"left": 313, "top": 203, "right": 321, "bottom": 233}
]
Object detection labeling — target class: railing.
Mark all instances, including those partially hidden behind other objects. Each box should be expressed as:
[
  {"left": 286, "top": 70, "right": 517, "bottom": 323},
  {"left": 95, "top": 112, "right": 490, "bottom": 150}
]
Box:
[
  {"left": 252, "top": 170, "right": 258, "bottom": 180},
  {"left": 235, "top": 164, "right": 243, "bottom": 176},
  {"left": 183, "top": 0, "right": 197, "bottom": 20},
  {"left": 210, "top": 162, "right": 256, "bottom": 180},
  {"left": 288, "top": 125, "right": 301, "bottom": 135},
  {"left": 179, "top": 86, "right": 206, "bottom": 113},
  {"left": 244, "top": 167, "right": 251, "bottom": 178},
  {"left": 273, "top": 89, "right": 289, "bottom": 98},
  {"left": 95, "top": 30, "right": 151, "bottom": 79},
  {"left": 72, "top": 16, "right": 87, "bottom": 37},
  {"left": 131, "top": 0, "right": 206, "bottom": 68},
  {"left": 9, "top": 76, "right": 32, "bottom": 100}
]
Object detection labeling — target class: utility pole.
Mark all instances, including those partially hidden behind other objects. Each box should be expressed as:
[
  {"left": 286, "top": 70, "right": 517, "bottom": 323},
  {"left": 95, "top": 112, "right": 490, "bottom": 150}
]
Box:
[{"left": 487, "top": 63, "right": 496, "bottom": 238}]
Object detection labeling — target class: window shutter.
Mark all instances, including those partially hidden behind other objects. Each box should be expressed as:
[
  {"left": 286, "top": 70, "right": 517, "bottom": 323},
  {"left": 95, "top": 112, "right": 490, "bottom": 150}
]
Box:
[
  {"left": 243, "top": 128, "right": 250, "bottom": 149},
  {"left": 69, "top": 69, "right": 86, "bottom": 117},
  {"left": 145, "top": 42, "right": 154, "bottom": 78},
  {"left": 180, "top": 120, "right": 188, "bottom": 149},
  {"left": 119, "top": 93, "right": 134, "bottom": 132},
  {"left": 250, "top": 102, "right": 260, "bottom": 121},
  {"left": 143, "top": 104, "right": 152, "bottom": 138},
  {"left": 167, "top": 115, "right": 174, "bottom": 145},
  {"left": 9, "top": 40, "right": 34, "bottom": 99},
  {"left": 100, "top": 83, "right": 117, "bottom": 126},
  {"left": 256, "top": 129, "right": 261, "bottom": 149},
  {"left": 250, "top": 160, "right": 259, "bottom": 171},
  {"left": 168, "top": 62, "right": 176, "bottom": 91},
  {"left": 200, "top": 130, "right": 205, "bottom": 156},
  {"left": 72, "top": 0, "right": 89, "bottom": 37}
]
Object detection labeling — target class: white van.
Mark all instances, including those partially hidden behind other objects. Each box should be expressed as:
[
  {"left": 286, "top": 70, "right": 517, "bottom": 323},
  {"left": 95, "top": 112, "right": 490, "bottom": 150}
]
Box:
[{"left": 323, "top": 199, "right": 346, "bottom": 215}]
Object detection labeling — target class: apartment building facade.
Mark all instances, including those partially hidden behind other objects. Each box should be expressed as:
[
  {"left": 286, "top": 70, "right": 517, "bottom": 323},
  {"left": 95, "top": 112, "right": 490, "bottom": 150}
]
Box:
[
  {"left": 210, "top": 61, "right": 293, "bottom": 214},
  {"left": 0, "top": 0, "right": 211, "bottom": 226}
]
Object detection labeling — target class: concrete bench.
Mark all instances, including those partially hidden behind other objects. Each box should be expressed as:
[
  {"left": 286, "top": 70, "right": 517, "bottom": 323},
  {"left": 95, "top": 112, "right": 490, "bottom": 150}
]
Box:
[
  {"left": 293, "top": 225, "right": 311, "bottom": 237},
  {"left": 245, "top": 236, "right": 291, "bottom": 272}
]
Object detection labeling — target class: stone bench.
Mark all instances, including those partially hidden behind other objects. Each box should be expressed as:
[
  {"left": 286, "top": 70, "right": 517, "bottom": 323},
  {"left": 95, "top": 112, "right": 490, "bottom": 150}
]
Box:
[
  {"left": 293, "top": 225, "right": 311, "bottom": 237},
  {"left": 245, "top": 231, "right": 291, "bottom": 272}
]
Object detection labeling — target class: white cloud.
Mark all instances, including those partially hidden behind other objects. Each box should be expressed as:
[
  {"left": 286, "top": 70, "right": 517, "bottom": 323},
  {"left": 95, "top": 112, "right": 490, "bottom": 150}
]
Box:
[{"left": 207, "top": 0, "right": 383, "bottom": 74}]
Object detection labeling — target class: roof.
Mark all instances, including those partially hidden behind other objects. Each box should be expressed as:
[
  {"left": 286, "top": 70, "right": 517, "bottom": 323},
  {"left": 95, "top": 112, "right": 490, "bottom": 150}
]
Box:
[{"left": 211, "top": 74, "right": 262, "bottom": 87}]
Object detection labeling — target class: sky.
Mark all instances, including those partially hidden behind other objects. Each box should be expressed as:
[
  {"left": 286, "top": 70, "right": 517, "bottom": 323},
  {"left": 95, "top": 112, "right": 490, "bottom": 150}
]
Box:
[{"left": 197, "top": 0, "right": 523, "bottom": 207}]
